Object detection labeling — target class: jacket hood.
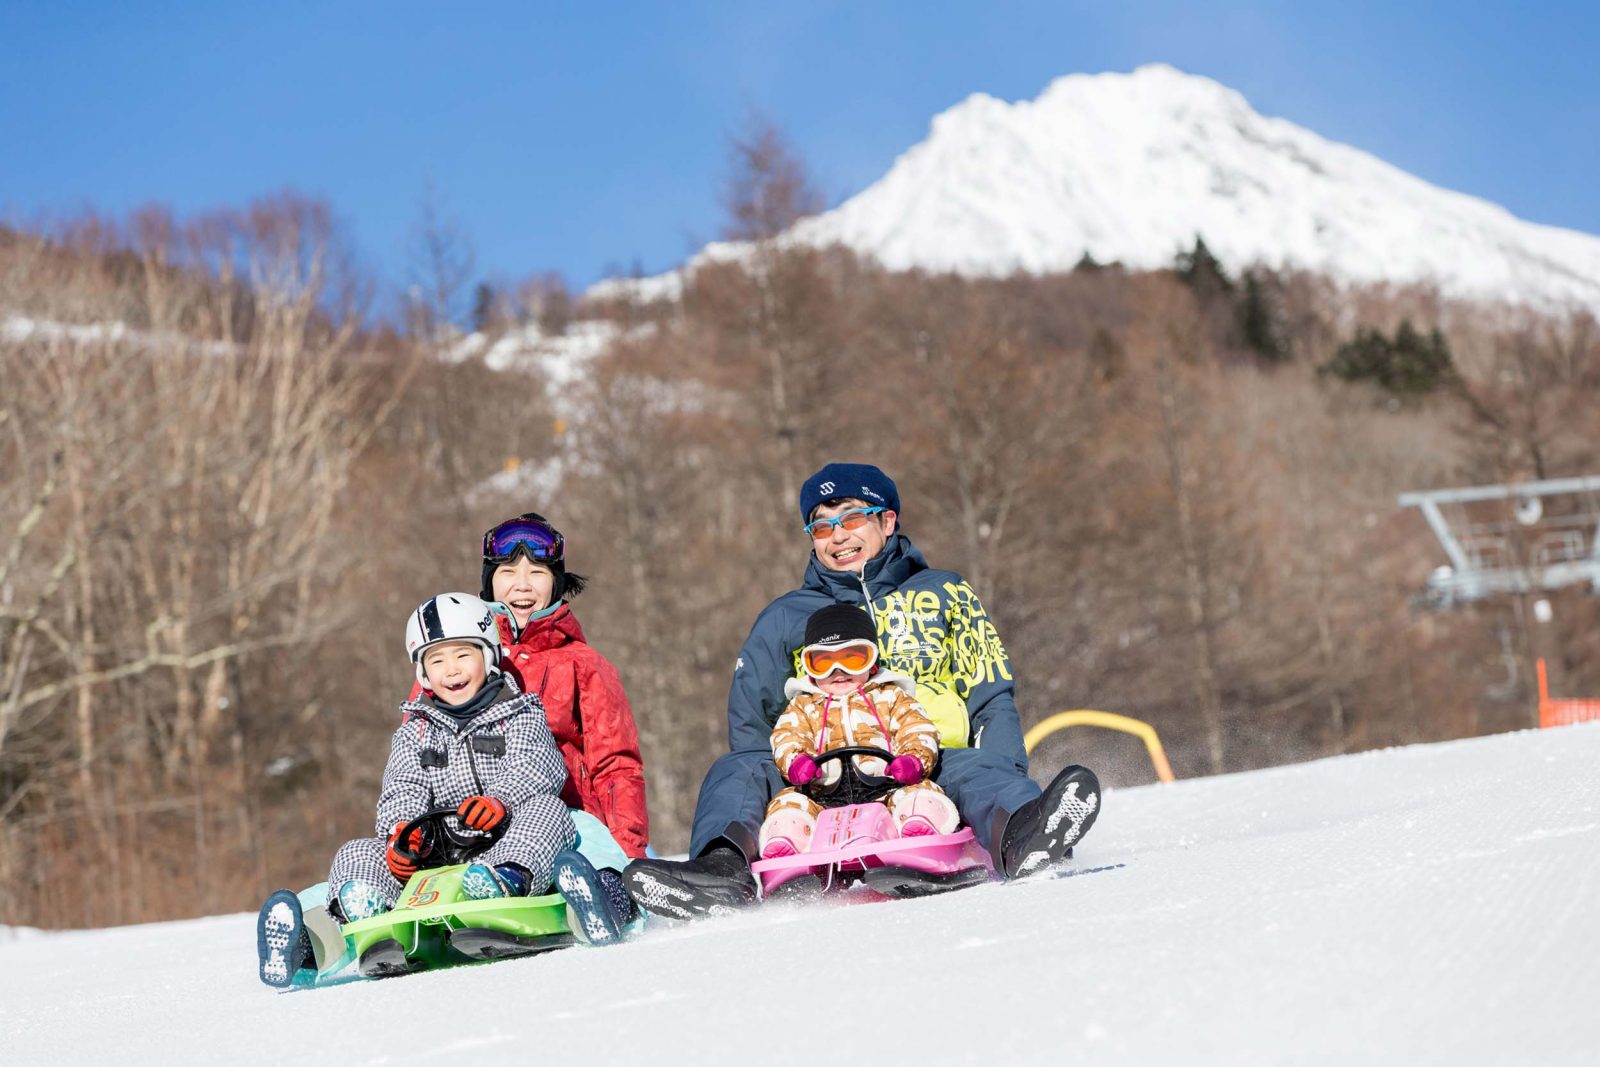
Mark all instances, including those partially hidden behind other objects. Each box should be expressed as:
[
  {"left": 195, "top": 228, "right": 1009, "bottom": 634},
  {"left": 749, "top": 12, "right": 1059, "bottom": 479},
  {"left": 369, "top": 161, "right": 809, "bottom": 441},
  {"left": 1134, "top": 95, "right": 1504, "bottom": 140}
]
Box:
[
  {"left": 800, "top": 533, "right": 927, "bottom": 603},
  {"left": 783, "top": 667, "right": 917, "bottom": 700}
]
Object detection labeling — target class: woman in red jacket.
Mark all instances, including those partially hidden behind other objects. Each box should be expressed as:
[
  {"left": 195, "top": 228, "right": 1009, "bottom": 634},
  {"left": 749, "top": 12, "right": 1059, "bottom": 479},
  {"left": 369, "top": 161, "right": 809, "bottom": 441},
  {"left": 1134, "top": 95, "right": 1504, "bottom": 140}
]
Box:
[{"left": 476, "top": 512, "right": 650, "bottom": 858}]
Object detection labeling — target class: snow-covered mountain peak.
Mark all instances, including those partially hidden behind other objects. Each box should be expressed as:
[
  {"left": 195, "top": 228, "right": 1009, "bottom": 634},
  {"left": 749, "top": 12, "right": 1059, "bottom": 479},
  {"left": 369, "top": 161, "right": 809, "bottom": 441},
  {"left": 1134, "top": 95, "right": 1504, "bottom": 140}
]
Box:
[{"left": 598, "top": 65, "right": 1600, "bottom": 312}]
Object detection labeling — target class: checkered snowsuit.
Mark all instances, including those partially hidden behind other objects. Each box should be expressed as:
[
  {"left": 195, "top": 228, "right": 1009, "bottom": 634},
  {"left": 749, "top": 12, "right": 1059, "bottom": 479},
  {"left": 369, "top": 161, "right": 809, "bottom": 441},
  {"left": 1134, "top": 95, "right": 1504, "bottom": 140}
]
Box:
[
  {"left": 327, "top": 675, "right": 576, "bottom": 909},
  {"left": 759, "top": 671, "right": 959, "bottom": 855}
]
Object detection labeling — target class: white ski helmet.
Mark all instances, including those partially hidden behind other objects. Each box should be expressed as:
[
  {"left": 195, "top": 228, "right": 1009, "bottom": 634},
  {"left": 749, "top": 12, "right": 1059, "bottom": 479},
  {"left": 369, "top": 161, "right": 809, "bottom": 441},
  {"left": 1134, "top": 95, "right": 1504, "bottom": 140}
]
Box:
[{"left": 405, "top": 592, "right": 504, "bottom": 688}]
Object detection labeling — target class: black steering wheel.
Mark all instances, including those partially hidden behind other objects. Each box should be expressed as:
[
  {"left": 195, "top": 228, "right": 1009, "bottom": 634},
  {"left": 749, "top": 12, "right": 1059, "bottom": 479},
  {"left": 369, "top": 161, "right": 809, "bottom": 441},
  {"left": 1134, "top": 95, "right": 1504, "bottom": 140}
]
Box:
[
  {"left": 391, "top": 806, "right": 505, "bottom": 868},
  {"left": 803, "top": 745, "right": 902, "bottom": 807}
]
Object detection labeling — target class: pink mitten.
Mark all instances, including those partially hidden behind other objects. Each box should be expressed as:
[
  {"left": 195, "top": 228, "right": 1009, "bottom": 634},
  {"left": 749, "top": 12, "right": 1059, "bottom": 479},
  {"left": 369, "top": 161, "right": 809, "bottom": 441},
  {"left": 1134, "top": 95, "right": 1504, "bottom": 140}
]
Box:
[
  {"left": 787, "top": 753, "right": 819, "bottom": 786},
  {"left": 887, "top": 755, "right": 924, "bottom": 785}
]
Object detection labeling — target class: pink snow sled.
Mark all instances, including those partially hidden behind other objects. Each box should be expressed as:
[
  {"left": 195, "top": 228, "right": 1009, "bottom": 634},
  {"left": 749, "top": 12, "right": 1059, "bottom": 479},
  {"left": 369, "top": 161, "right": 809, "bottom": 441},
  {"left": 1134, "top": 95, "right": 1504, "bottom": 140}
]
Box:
[{"left": 750, "top": 746, "right": 994, "bottom": 899}]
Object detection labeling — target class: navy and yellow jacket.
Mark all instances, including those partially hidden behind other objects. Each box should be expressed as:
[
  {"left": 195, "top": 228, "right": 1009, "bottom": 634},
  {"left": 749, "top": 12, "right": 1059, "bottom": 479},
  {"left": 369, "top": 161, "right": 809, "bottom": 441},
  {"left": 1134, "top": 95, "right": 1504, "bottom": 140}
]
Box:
[{"left": 726, "top": 534, "right": 1027, "bottom": 768}]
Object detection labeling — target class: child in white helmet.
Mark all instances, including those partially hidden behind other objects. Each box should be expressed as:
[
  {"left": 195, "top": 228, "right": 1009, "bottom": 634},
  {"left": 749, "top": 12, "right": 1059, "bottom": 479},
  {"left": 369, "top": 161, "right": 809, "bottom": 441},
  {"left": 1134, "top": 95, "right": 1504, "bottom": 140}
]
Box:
[{"left": 256, "top": 593, "right": 627, "bottom": 987}]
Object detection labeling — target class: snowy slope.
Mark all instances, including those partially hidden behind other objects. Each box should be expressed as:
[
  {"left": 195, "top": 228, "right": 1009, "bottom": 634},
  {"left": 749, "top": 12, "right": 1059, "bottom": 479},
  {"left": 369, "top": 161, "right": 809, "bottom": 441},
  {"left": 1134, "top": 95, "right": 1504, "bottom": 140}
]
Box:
[
  {"left": 5, "top": 725, "right": 1598, "bottom": 1066},
  {"left": 602, "top": 65, "right": 1600, "bottom": 311}
]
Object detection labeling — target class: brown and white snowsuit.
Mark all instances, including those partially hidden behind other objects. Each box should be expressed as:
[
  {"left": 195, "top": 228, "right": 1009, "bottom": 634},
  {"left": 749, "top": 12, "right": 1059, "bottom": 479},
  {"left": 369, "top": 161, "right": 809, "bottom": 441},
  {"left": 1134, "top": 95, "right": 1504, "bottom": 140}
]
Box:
[{"left": 759, "top": 670, "right": 959, "bottom": 855}]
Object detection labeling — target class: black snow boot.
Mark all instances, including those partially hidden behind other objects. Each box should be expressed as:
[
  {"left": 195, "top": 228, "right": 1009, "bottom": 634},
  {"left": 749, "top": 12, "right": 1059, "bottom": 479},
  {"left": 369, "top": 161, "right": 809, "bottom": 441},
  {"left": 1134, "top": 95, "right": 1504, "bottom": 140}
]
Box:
[
  {"left": 554, "top": 848, "right": 624, "bottom": 946},
  {"left": 256, "top": 888, "right": 312, "bottom": 989},
  {"left": 1000, "top": 765, "right": 1102, "bottom": 879},
  {"left": 623, "top": 846, "right": 758, "bottom": 920}
]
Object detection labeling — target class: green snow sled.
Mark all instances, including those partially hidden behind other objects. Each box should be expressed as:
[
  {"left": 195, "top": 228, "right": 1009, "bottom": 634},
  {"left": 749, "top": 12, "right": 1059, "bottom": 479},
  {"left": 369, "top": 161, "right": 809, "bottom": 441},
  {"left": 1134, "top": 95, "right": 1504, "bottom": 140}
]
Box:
[
  {"left": 341, "top": 867, "right": 573, "bottom": 974},
  {"left": 340, "top": 808, "right": 575, "bottom": 977}
]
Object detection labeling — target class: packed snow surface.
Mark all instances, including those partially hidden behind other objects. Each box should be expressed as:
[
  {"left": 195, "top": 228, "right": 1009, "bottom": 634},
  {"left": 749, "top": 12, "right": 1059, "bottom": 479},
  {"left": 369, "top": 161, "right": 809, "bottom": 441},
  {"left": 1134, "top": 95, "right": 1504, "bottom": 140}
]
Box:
[
  {"left": 601, "top": 65, "right": 1600, "bottom": 312},
  {"left": 4, "top": 725, "right": 1597, "bottom": 1065}
]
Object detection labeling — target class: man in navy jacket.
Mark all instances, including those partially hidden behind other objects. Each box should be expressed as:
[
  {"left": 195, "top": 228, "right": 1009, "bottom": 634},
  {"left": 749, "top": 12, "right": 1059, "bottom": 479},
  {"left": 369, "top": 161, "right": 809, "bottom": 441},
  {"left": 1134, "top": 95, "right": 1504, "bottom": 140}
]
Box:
[{"left": 625, "top": 463, "right": 1099, "bottom": 915}]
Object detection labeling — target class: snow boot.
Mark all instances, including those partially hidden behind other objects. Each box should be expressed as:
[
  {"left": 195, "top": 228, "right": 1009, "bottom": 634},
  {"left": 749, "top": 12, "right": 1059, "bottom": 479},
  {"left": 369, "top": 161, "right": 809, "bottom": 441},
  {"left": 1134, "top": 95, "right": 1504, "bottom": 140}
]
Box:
[
  {"left": 1000, "top": 764, "right": 1101, "bottom": 879},
  {"left": 256, "top": 889, "right": 312, "bottom": 989},
  {"left": 336, "top": 879, "right": 390, "bottom": 922},
  {"left": 596, "top": 868, "right": 637, "bottom": 925},
  {"left": 461, "top": 862, "right": 528, "bottom": 900},
  {"left": 758, "top": 808, "right": 815, "bottom": 859},
  {"left": 554, "top": 848, "right": 624, "bottom": 946},
  {"left": 623, "top": 846, "right": 758, "bottom": 921}
]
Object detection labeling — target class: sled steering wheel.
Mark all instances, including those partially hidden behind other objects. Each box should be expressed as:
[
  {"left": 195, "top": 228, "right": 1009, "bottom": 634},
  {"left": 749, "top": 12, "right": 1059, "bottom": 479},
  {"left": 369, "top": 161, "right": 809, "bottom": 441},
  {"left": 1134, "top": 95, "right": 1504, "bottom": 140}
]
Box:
[
  {"left": 803, "top": 745, "right": 902, "bottom": 807},
  {"left": 391, "top": 806, "right": 505, "bottom": 868}
]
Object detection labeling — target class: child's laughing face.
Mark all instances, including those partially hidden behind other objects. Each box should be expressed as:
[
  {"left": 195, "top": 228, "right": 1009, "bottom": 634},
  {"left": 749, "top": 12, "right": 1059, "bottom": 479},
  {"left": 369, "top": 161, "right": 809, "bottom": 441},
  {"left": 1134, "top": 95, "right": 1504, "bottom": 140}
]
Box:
[{"left": 422, "top": 640, "right": 488, "bottom": 703}]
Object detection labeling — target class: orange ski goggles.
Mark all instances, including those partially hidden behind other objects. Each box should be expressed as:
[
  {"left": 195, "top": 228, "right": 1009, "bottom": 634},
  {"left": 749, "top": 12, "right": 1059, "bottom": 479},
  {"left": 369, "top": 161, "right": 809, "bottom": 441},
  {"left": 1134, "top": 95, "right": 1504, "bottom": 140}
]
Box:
[{"left": 801, "top": 639, "right": 878, "bottom": 679}]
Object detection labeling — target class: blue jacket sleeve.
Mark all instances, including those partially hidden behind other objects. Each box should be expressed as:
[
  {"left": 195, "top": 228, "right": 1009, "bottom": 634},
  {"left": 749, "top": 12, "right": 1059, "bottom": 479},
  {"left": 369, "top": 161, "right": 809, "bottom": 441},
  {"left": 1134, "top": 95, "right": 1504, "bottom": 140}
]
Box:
[{"left": 726, "top": 601, "right": 798, "bottom": 754}]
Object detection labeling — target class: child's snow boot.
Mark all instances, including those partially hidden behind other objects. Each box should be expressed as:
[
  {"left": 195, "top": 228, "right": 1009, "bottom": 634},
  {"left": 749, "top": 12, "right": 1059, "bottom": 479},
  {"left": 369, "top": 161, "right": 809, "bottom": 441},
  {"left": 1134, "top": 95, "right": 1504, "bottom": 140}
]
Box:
[
  {"left": 336, "top": 879, "right": 390, "bottom": 922},
  {"left": 553, "top": 848, "right": 624, "bottom": 946},
  {"left": 891, "top": 787, "right": 960, "bottom": 837},
  {"left": 257, "top": 888, "right": 312, "bottom": 988},
  {"left": 758, "top": 807, "right": 816, "bottom": 858},
  {"left": 461, "top": 862, "right": 528, "bottom": 900}
]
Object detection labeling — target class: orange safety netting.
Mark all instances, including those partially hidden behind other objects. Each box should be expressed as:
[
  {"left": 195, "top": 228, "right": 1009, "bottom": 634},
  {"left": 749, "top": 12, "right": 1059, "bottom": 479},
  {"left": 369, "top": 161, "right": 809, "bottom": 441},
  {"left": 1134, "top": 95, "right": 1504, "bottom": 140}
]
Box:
[{"left": 1537, "top": 659, "right": 1600, "bottom": 728}]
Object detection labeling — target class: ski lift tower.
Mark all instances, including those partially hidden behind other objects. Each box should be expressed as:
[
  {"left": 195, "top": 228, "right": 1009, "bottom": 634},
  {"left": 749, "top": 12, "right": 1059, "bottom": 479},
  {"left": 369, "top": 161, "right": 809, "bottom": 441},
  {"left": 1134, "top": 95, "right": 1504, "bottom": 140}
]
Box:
[{"left": 1397, "top": 475, "right": 1600, "bottom": 609}]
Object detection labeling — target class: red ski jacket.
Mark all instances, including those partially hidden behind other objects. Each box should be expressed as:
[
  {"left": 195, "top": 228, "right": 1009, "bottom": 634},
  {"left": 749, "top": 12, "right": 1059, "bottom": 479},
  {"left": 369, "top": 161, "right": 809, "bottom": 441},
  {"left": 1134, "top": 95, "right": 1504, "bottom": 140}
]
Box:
[{"left": 410, "top": 604, "right": 650, "bottom": 858}]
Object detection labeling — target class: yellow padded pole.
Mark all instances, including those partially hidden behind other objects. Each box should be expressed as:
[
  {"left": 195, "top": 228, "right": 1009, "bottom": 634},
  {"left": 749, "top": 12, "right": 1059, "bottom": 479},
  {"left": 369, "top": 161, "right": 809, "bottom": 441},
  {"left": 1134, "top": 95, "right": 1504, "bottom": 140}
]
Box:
[{"left": 1023, "top": 709, "right": 1176, "bottom": 784}]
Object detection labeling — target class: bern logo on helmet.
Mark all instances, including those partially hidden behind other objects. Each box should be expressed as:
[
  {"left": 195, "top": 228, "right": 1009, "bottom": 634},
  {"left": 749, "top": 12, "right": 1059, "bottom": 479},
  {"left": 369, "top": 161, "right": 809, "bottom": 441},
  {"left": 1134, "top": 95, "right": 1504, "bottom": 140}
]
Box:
[
  {"left": 477, "top": 610, "right": 493, "bottom": 633},
  {"left": 818, "top": 481, "right": 836, "bottom": 496}
]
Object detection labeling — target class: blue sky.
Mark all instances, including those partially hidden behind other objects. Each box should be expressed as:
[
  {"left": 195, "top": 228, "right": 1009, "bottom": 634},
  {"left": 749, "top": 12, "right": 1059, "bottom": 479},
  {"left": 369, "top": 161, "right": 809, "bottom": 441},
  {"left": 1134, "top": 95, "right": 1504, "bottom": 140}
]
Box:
[{"left": 3, "top": 2, "right": 1596, "bottom": 300}]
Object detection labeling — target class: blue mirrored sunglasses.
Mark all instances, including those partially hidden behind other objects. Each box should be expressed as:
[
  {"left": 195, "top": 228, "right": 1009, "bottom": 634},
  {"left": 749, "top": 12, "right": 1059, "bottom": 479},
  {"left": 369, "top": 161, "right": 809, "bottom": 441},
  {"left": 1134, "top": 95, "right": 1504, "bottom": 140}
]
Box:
[
  {"left": 482, "top": 517, "right": 564, "bottom": 563},
  {"left": 803, "top": 506, "right": 885, "bottom": 540}
]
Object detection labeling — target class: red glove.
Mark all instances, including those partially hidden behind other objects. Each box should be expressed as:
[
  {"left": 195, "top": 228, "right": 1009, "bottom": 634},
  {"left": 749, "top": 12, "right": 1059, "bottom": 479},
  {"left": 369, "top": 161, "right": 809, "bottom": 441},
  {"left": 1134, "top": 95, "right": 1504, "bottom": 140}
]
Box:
[
  {"left": 386, "top": 822, "right": 426, "bottom": 881},
  {"left": 457, "top": 794, "right": 508, "bottom": 832},
  {"left": 787, "top": 753, "right": 819, "bottom": 786}
]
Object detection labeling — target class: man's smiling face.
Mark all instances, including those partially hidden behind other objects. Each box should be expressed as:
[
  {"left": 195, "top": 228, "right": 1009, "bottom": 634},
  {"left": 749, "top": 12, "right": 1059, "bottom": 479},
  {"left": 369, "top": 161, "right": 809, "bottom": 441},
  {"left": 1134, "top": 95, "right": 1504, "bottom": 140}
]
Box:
[{"left": 809, "top": 498, "right": 898, "bottom": 574}]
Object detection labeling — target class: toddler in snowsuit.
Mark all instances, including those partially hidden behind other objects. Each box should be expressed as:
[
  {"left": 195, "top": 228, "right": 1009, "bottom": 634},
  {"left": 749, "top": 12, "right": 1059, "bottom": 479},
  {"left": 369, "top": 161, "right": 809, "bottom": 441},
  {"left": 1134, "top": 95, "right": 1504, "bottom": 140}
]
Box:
[{"left": 758, "top": 603, "right": 960, "bottom": 858}]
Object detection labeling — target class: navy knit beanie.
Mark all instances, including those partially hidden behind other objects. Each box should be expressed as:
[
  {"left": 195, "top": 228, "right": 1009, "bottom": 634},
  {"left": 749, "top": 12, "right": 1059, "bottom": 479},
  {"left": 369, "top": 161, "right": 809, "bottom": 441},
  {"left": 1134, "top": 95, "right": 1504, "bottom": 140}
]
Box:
[{"left": 798, "top": 463, "right": 900, "bottom": 522}]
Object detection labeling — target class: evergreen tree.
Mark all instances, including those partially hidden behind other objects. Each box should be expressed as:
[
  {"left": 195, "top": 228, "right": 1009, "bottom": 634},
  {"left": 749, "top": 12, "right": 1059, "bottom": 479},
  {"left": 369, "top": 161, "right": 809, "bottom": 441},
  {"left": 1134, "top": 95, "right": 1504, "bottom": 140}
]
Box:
[
  {"left": 1320, "top": 319, "right": 1455, "bottom": 398},
  {"left": 470, "top": 281, "right": 496, "bottom": 334},
  {"left": 1237, "top": 272, "right": 1288, "bottom": 363},
  {"left": 1175, "top": 236, "right": 1233, "bottom": 300}
]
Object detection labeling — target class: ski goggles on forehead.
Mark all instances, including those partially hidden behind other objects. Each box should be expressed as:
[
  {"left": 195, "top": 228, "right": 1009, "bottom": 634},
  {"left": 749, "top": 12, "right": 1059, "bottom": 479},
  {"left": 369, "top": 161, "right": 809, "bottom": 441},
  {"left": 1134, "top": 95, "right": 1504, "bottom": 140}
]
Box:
[
  {"left": 803, "top": 506, "right": 885, "bottom": 540},
  {"left": 801, "top": 639, "right": 878, "bottom": 678},
  {"left": 482, "top": 517, "right": 564, "bottom": 563}
]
